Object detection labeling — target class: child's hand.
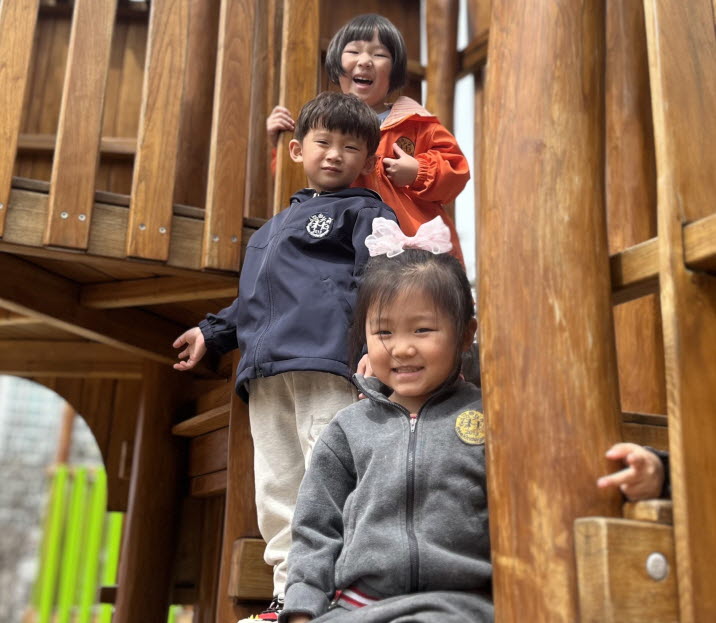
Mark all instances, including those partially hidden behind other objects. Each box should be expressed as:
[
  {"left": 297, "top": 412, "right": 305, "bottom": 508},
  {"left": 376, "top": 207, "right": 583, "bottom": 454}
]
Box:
[
  {"left": 288, "top": 615, "right": 311, "bottom": 623},
  {"left": 267, "top": 105, "right": 295, "bottom": 147},
  {"left": 172, "top": 327, "right": 207, "bottom": 371},
  {"left": 597, "top": 443, "right": 665, "bottom": 501},
  {"left": 356, "top": 353, "right": 374, "bottom": 400},
  {"left": 383, "top": 143, "right": 419, "bottom": 187}
]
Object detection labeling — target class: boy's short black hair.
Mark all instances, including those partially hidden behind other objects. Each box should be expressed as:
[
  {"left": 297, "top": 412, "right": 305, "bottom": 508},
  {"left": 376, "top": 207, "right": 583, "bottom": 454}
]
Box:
[
  {"left": 325, "top": 14, "right": 408, "bottom": 93},
  {"left": 294, "top": 91, "right": 381, "bottom": 156}
]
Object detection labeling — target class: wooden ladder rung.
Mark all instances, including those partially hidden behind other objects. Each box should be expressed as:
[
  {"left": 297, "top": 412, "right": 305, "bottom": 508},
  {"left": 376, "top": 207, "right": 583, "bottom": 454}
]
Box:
[
  {"left": 228, "top": 538, "right": 273, "bottom": 601},
  {"left": 623, "top": 500, "right": 673, "bottom": 525},
  {"left": 172, "top": 404, "right": 230, "bottom": 438}
]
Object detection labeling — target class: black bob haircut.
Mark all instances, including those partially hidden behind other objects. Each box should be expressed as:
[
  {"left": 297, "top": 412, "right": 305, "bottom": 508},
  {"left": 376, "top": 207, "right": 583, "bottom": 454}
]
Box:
[
  {"left": 294, "top": 92, "right": 381, "bottom": 156},
  {"left": 325, "top": 14, "right": 408, "bottom": 94}
]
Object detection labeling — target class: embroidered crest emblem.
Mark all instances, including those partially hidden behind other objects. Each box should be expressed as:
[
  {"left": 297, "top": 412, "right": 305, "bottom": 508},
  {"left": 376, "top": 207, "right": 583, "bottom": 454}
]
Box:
[
  {"left": 455, "top": 410, "right": 485, "bottom": 445},
  {"left": 396, "top": 136, "right": 415, "bottom": 156},
  {"left": 306, "top": 213, "right": 333, "bottom": 238}
]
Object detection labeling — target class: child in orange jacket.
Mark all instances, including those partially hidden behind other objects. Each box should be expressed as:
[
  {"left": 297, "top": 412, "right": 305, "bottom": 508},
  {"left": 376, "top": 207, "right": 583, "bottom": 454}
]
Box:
[{"left": 268, "top": 13, "right": 469, "bottom": 265}]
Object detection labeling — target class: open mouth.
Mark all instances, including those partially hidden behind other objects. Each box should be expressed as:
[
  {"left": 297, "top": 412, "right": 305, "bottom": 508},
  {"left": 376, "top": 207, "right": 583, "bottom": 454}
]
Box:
[{"left": 353, "top": 76, "right": 373, "bottom": 86}]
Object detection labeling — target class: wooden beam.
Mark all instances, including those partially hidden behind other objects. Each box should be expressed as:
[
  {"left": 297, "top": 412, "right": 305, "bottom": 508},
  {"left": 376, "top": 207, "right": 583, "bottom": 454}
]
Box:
[
  {"left": 172, "top": 404, "right": 230, "bottom": 438},
  {"left": 17, "top": 134, "right": 137, "bottom": 157},
  {"left": 0, "top": 341, "right": 142, "bottom": 378},
  {"left": 0, "top": 0, "right": 40, "bottom": 236},
  {"left": 426, "top": 0, "right": 459, "bottom": 131},
  {"left": 458, "top": 30, "right": 489, "bottom": 78},
  {"left": 0, "top": 310, "right": 38, "bottom": 326},
  {"left": 80, "top": 276, "right": 237, "bottom": 309},
  {"left": 0, "top": 253, "right": 205, "bottom": 368},
  {"left": 45, "top": 0, "right": 118, "bottom": 249},
  {"left": 126, "top": 0, "right": 189, "bottom": 261},
  {"left": 228, "top": 538, "right": 273, "bottom": 601}
]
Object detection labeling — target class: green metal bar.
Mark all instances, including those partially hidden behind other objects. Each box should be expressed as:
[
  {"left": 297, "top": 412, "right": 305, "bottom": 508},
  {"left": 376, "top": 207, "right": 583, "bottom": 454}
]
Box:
[
  {"left": 77, "top": 468, "right": 107, "bottom": 623},
  {"left": 56, "top": 467, "right": 88, "bottom": 623},
  {"left": 37, "top": 465, "right": 69, "bottom": 623},
  {"left": 167, "top": 604, "right": 180, "bottom": 623},
  {"left": 98, "top": 511, "right": 124, "bottom": 623}
]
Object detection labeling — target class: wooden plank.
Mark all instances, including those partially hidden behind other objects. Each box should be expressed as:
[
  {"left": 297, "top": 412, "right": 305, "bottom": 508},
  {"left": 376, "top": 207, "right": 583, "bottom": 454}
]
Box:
[
  {"left": 0, "top": 0, "right": 40, "bottom": 236},
  {"left": 202, "top": 0, "right": 254, "bottom": 271},
  {"left": 0, "top": 340, "right": 142, "bottom": 378},
  {"left": 44, "top": 0, "right": 118, "bottom": 249},
  {"left": 644, "top": 1, "right": 716, "bottom": 620},
  {"left": 126, "top": 0, "right": 189, "bottom": 260},
  {"left": 80, "top": 276, "right": 237, "bottom": 309},
  {"left": 78, "top": 378, "right": 117, "bottom": 461},
  {"left": 623, "top": 500, "right": 673, "bottom": 524},
  {"left": 425, "top": 0, "right": 458, "bottom": 132},
  {"left": 173, "top": 404, "right": 230, "bottom": 438},
  {"left": 191, "top": 470, "right": 228, "bottom": 498},
  {"left": 228, "top": 538, "right": 273, "bottom": 601},
  {"left": 0, "top": 311, "right": 37, "bottom": 326},
  {"left": 188, "top": 427, "right": 228, "bottom": 477},
  {"left": 272, "top": 0, "right": 319, "bottom": 213},
  {"left": 574, "top": 517, "right": 678, "bottom": 622},
  {"left": 18, "top": 134, "right": 136, "bottom": 157},
  {"left": 457, "top": 30, "right": 489, "bottom": 78},
  {"left": 480, "top": 3, "right": 622, "bottom": 621},
  {"left": 195, "top": 496, "right": 225, "bottom": 623}
]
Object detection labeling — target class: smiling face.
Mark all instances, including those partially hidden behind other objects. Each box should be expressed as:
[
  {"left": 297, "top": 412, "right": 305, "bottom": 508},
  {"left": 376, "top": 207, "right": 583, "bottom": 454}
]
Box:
[
  {"left": 339, "top": 31, "right": 393, "bottom": 113},
  {"left": 366, "top": 287, "right": 472, "bottom": 413},
  {"left": 289, "top": 127, "right": 374, "bottom": 193}
]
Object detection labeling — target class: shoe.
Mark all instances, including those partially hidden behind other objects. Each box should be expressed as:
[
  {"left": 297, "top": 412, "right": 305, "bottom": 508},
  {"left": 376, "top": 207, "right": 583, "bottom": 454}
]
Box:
[{"left": 237, "top": 597, "right": 284, "bottom": 621}]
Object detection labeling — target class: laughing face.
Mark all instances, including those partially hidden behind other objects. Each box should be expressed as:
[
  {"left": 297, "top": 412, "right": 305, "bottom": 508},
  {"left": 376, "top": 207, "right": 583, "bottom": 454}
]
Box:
[{"left": 339, "top": 31, "right": 393, "bottom": 113}]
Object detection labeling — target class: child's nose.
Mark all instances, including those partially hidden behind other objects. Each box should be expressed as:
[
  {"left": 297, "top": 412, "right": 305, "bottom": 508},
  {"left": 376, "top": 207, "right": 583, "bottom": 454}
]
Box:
[
  {"left": 357, "top": 52, "right": 373, "bottom": 67},
  {"left": 392, "top": 338, "right": 416, "bottom": 359}
]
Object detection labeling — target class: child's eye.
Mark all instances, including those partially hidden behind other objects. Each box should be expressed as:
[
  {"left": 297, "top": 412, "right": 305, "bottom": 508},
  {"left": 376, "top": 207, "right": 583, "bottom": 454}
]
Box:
[
  {"left": 375, "top": 52, "right": 391, "bottom": 59},
  {"left": 416, "top": 328, "right": 434, "bottom": 334},
  {"left": 346, "top": 145, "right": 359, "bottom": 152},
  {"left": 376, "top": 330, "right": 391, "bottom": 337}
]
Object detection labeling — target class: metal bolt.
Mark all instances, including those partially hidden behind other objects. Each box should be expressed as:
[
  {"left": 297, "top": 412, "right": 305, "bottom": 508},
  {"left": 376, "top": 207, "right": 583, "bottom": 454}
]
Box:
[
  {"left": 0, "top": 203, "right": 4, "bottom": 210},
  {"left": 60, "top": 211, "right": 69, "bottom": 219},
  {"left": 212, "top": 235, "right": 219, "bottom": 242},
  {"left": 139, "top": 223, "right": 146, "bottom": 231},
  {"left": 231, "top": 235, "right": 238, "bottom": 243},
  {"left": 159, "top": 226, "right": 167, "bottom": 234},
  {"left": 646, "top": 552, "right": 669, "bottom": 581},
  {"left": 78, "top": 213, "right": 86, "bottom": 222}
]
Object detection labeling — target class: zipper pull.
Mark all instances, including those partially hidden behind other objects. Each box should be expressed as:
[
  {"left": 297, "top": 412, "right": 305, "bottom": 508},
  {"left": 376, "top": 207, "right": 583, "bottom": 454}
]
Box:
[{"left": 410, "top": 414, "right": 417, "bottom": 433}]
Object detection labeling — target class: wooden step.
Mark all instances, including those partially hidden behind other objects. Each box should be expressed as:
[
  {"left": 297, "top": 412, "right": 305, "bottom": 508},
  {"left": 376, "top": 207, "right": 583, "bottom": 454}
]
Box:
[
  {"left": 172, "top": 404, "right": 230, "bottom": 438},
  {"left": 228, "top": 538, "right": 273, "bottom": 601}
]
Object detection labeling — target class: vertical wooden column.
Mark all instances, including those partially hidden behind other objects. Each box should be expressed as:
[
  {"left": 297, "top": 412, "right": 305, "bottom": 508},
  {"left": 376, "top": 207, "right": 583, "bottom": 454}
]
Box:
[
  {"left": 217, "top": 353, "right": 261, "bottom": 622},
  {"left": 425, "top": 0, "right": 458, "bottom": 132},
  {"left": 113, "top": 362, "right": 185, "bottom": 623},
  {"left": 273, "top": 0, "right": 319, "bottom": 213},
  {"left": 479, "top": 2, "right": 622, "bottom": 621},
  {"left": 644, "top": 1, "right": 716, "bottom": 620},
  {"left": 605, "top": 1, "right": 666, "bottom": 415}
]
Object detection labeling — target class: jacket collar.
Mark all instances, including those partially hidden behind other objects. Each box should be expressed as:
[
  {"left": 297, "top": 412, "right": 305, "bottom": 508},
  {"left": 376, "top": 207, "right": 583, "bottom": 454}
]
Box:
[
  {"left": 352, "top": 372, "right": 463, "bottom": 412},
  {"left": 290, "top": 186, "right": 382, "bottom": 205},
  {"left": 382, "top": 96, "right": 438, "bottom": 129}
]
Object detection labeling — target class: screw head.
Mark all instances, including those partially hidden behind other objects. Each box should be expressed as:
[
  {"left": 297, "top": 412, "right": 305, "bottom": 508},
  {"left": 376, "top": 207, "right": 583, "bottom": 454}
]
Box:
[
  {"left": 159, "top": 226, "right": 167, "bottom": 234},
  {"left": 231, "top": 235, "right": 238, "bottom": 243},
  {"left": 646, "top": 552, "right": 669, "bottom": 581},
  {"left": 0, "top": 203, "right": 4, "bottom": 210},
  {"left": 60, "top": 211, "right": 69, "bottom": 219},
  {"left": 212, "top": 235, "right": 219, "bottom": 242},
  {"left": 139, "top": 223, "right": 146, "bottom": 231},
  {"left": 78, "top": 213, "right": 86, "bottom": 221}
]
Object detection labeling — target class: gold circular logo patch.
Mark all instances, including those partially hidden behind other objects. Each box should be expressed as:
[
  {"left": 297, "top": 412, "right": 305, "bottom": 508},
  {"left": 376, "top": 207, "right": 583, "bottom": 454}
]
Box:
[
  {"left": 455, "top": 410, "right": 485, "bottom": 445},
  {"left": 396, "top": 136, "right": 415, "bottom": 156}
]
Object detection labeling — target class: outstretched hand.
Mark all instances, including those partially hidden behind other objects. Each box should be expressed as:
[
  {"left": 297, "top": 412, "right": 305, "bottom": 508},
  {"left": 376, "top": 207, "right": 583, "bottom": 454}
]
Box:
[
  {"left": 383, "top": 143, "right": 419, "bottom": 187},
  {"left": 597, "top": 442, "right": 664, "bottom": 501},
  {"left": 267, "top": 105, "right": 295, "bottom": 147},
  {"left": 172, "top": 327, "right": 207, "bottom": 371}
]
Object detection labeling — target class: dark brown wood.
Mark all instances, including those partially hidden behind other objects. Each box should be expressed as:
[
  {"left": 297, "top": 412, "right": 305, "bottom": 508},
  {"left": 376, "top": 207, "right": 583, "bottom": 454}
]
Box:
[
  {"left": 480, "top": 3, "right": 622, "bottom": 620},
  {"left": 644, "top": 1, "right": 716, "bottom": 619},
  {"left": 190, "top": 470, "right": 228, "bottom": 498},
  {"left": 114, "top": 361, "right": 186, "bottom": 623},
  {"left": 195, "top": 495, "right": 225, "bottom": 623},
  {"left": 188, "top": 427, "right": 228, "bottom": 477},
  {"left": 172, "top": 404, "right": 230, "bottom": 438}
]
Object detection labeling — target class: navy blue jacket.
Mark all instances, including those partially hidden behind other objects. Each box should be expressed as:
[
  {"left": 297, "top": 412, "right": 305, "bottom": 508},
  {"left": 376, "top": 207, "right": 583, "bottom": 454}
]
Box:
[{"left": 199, "top": 187, "right": 397, "bottom": 401}]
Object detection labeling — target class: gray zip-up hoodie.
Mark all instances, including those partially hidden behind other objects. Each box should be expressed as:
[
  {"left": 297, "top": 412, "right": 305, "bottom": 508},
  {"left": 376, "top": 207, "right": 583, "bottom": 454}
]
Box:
[{"left": 281, "top": 375, "right": 492, "bottom": 621}]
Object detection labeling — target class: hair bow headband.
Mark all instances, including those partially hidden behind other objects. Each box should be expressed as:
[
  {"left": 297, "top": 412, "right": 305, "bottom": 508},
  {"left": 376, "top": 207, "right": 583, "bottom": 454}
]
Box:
[{"left": 365, "top": 216, "right": 453, "bottom": 257}]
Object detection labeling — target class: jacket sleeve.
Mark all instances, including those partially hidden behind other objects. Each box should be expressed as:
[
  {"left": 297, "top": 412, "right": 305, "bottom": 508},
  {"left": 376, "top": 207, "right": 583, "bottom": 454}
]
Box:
[
  {"left": 352, "top": 203, "right": 398, "bottom": 276},
  {"left": 198, "top": 297, "right": 240, "bottom": 354},
  {"left": 408, "top": 122, "right": 470, "bottom": 204},
  {"left": 281, "top": 427, "right": 357, "bottom": 621}
]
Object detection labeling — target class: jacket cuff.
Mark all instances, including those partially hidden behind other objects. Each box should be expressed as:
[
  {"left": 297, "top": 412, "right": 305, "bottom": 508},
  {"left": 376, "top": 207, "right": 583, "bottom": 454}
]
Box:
[
  {"left": 645, "top": 447, "right": 671, "bottom": 499},
  {"left": 280, "top": 583, "right": 330, "bottom": 622},
  {"left": 410, "top": 156, "right": 430, "bottom": 191},
  {"left": 198, "top": 318, "right": 223, "bottom": 354}
]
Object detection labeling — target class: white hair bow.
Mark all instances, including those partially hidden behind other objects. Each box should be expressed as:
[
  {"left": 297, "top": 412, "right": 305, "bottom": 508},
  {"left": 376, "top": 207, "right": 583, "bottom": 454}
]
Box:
[{"left": 365, "top": 216, "right": 453, "bottom": 257}]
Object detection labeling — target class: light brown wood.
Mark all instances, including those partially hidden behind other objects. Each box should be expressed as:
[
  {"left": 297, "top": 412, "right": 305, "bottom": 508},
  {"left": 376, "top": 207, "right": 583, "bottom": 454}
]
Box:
[
  {"left": 458, "top": 29, "right": 489, "bottom": 79},
  {"left": 574, "top": 517, "right": 678, "bottom": 622},
  {"left": 202, "top": 0, "right": 254, "bottom": 271},
  {"left": 191, "top": 470, "right": 228, "bottom": 498},
  {"left": 426, "top": 0, "right": 458, "bottom": 132},
  {"left": 623, "top": 500, "right": 673, "bottom": 525},
  {"left": 80, "top": 276, "right": 237, "bottom": 309},
  {"left": 188, "top": 427, "right": 228, "bottom": 477},
  {"left": 54, "top": 402, "right": 76, "bottom": 464},
  {"left": 0, "top": 0, "right": 40, "bottom": 236},
  {"left": 480, "top": 3, "right": 622, "bottom": 620},
  {"left": 0, "top": 340, "right": 142, "bottom": 378},
  {"left": 644, "top": 1, "right": 716, "bottom": 620},
  {"left": 172, "top": 404, "right": 230, "bottom": 438},
  {"left": 44, "top": 0, "right": 117, "bottom": 249},
  {"left": 228, "top": 538, "right": 273, "bottom": 601},
  {"left": 0, "top": 310, "right": 37, "bottom": 326},
  {"left": 126, "top": 0, "right": 189, "bottom": 261},
  {"left": 273, "top": 0, "right": 319, "bottom": 213},
  {"left": 18, "top": 134, "right": 137, "bottom": 157}
]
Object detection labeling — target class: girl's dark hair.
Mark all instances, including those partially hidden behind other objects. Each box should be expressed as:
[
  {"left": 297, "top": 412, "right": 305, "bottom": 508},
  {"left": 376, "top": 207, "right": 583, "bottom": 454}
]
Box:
[
  {"left": 349, "top": 249, "right": 475, "bottom": 373},
  {"left": 294, "top": 91, "right": 381, "bottom": 155},
  {"left": 325, "top": 14, "right": 408, "bottom": 93}
]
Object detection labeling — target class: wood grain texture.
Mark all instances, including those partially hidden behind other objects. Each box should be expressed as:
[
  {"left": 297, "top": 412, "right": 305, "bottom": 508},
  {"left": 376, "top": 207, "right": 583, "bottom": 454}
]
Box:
[
  {"left": 0, "top": 0, "right": 40, "bottom": 236},
  {"left": 425, "top": 0, "right": 458, "bottom": 132},
  {"left": 228, "top": 538, "right": 273, "bottom": 600},
  {"left": 479, "top": 3, "right": 622, "bottom": 620},
  {"left": 44, "top": 0, "right": 118, "bottom": 249},
  {"left": 188, "top": 427, "right": 228, "bottom": 477},
  {"left": 195, "top": 496, "right": 225, "bottom": 623},
  {"left": 173, "top": 404, "right": 230, "bottom": 437},
  {"left": 644, "top": 1, "right": 716, "bottom": 620},
  {"left": 126, "top": 0, "right": 189, "bottom": 260},
  {"left": 202, "top": 0, "right": 254, "bottom": 271}
]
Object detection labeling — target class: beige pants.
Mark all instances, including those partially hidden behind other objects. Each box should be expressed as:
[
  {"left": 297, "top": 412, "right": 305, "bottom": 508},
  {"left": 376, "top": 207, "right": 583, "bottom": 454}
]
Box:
[{"left": 248, "top": 371, "right": 357, "bottom": 598}]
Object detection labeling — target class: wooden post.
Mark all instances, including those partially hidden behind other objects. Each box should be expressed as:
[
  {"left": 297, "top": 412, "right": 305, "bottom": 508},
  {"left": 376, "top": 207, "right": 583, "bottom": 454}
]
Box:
[
  {"left": 480, "top": 2, "right": 622, "bottom": 621},
  {"left": 605, "top": 1, "right": 666, "bottom": 415},
  {"left": 425, "top": 0, "right": 458, "bottom": 132},
  {"left": 643, "top": 1, "right": 716, "bottom": 619},
  {"left": 113, "top": 361, "right": 185, "bottom": 623},
  {"left": 55, "top": 402, "right": 76, "bottom": 464}
]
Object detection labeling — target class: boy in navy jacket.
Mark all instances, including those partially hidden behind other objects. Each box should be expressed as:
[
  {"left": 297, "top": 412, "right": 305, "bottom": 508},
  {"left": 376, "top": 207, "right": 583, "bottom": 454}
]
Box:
[{"left": 172, "top": 92, "right": 396, "bottom": 619}]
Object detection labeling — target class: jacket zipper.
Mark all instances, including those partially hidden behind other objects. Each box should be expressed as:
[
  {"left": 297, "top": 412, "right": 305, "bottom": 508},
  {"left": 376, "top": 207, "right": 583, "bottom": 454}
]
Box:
[{"left": 406, "top": 411, "right": 420, "bottom": 592}]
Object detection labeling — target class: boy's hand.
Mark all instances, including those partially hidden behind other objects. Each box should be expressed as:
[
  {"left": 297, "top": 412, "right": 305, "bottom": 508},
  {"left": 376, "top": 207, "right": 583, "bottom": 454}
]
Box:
[
  {"left": 597, "top": 442, "right": 665, "bottom": 501},
  {"left": 287, "top": 616, "right": 311, "bottom": 623},
  {"left": 383, "top": 143, "right": 419, "bottom": 187},
  {"left": 267, "top": 105, "right": 295, "bottom": 147},
  {"left": 172, "top": 327, "right": 207, "bottom": 371}
]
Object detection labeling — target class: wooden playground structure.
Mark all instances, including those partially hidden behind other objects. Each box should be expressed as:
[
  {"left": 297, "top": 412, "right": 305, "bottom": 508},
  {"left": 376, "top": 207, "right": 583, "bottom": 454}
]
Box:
[{"left": 0, "top": 0, "right": 714, "bottom": 621}]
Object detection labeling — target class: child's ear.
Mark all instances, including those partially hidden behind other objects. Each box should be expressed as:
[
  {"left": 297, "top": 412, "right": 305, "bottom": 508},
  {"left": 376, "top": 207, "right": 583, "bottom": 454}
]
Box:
[
  {"left": 289, "top": 139, "right": 303, "bottom": 163},
  {"left": 361, "top": 154, "right": 377, "bottom": 175},
  {"left": 462, "top": 318, "right": 478, "bottom": 352}
]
